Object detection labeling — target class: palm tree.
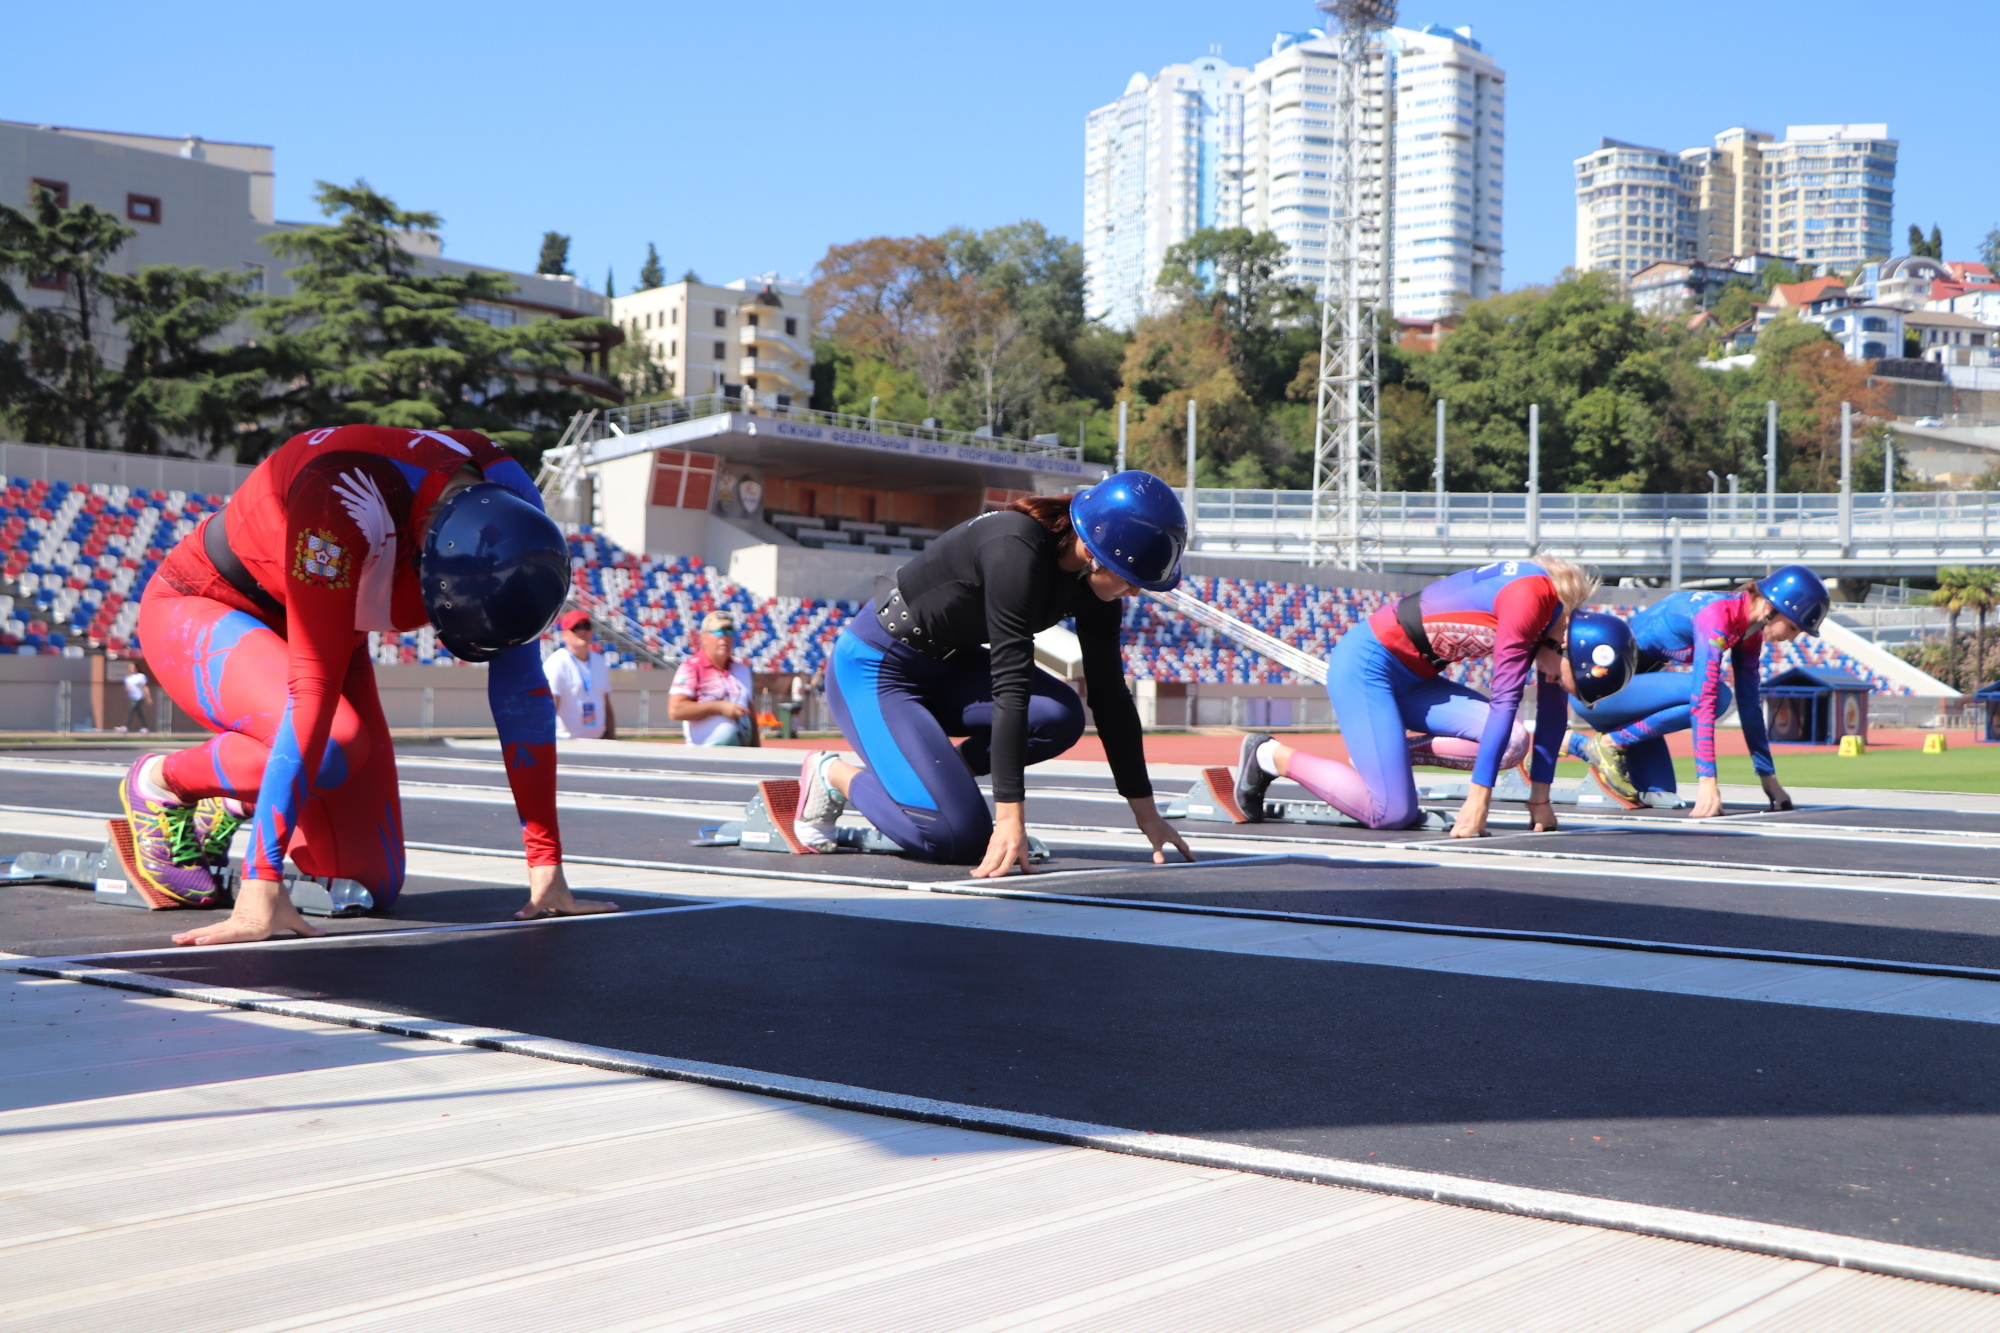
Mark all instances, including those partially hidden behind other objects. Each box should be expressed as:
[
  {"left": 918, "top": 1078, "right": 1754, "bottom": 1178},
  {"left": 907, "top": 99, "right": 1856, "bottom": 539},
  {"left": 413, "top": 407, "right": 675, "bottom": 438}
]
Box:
[
  {"left": 1961, "top": 567, "right": 2000, "bottom": 689},
  {"left": 1928, "top": 567, "right": 1978, "bottom": 689}
]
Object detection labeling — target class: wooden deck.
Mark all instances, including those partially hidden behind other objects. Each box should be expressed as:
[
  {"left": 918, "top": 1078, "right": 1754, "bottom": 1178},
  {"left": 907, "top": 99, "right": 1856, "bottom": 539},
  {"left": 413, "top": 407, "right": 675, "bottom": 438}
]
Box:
[{"left": 5, "top": 970, "right": 1996, "bottom": 1332}]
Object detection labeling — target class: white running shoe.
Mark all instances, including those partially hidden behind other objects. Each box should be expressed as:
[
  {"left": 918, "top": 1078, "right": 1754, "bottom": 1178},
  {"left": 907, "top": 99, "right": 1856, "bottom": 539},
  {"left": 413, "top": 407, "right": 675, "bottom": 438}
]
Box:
[{"left": 794, "top": 750, "right": 846, "bottom": 852}]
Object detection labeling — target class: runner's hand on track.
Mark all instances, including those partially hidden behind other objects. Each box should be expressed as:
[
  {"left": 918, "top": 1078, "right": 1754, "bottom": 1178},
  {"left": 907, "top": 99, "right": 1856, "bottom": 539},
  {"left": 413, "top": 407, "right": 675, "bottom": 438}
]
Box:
[
  {"left": 1761, "top": 774, "right": 1794, "bottom": 812},
  {"left": 973, "top": 802, "right": 1034, "bottom": 878},
  {"left": 1450, "top": 783, "right": 1494, "bottom": 838},
  {"left": 1689, "top": 776, "right": 1727, "bottom": 819},
  {"left": 1128, "top": 797, "right": 1193, "bottom": 865}
]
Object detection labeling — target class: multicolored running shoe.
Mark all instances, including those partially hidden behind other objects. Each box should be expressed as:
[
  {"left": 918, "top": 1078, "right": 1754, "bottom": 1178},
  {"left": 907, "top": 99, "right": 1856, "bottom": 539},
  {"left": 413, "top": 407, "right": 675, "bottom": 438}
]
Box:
[
  {"left": 1585, "top": 735, "right": 1643, "bottom": 810},
  {"left": 192, "top": 798, "right": 247, "bottom": 866},
  {"left": 118, "top": 754, "right": 226, "bottom": 907}
]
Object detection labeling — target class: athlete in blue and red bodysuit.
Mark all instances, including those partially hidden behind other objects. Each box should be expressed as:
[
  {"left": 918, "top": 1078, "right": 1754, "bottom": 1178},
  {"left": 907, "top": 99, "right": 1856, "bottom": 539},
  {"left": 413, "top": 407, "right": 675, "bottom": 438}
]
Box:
[
  {"left": 125, "top": 424, "right": 614, "bottom": 945},
  {"left": 1566, "top": 566, "right": 1829, "bottom": 817},
  {"left": 1237, "top": 557, "right": 1635, "bottom": 838}
]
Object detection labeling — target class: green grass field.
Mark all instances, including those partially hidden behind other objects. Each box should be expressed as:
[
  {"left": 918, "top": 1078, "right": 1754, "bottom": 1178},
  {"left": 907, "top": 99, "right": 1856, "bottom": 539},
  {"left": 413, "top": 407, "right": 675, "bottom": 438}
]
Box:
[{"left": 1672, "top": 745, "right": 2000, "bottom": 793}]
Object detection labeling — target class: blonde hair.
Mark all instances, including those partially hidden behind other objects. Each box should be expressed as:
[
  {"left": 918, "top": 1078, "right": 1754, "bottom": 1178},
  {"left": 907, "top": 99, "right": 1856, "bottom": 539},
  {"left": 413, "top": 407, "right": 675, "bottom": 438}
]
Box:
[{"left": 1538, "top": 555, "right": 1600, "bottom": 613}]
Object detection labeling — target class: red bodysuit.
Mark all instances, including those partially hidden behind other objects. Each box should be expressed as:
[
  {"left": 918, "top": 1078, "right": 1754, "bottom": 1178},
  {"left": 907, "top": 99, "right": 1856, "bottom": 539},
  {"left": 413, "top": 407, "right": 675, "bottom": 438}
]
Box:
[{"left": 138, "top": 425, "right": 561, "bottom": 902}]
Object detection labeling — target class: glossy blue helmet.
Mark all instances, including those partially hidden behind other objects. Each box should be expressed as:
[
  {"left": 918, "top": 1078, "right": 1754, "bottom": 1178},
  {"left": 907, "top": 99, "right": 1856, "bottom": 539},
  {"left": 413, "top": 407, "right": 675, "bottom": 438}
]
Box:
[
  {"left": 421, "top": 483, "right": 570, "bottom": 662},
  {"left": 1070, "top": 470, "right": 1187, "bottom": 592},
  {"left": 1756, "top": 564, "right": 1829, "bottom": 635},
  {"left": 1565, "top": 610, "right": 1638, "bottom": 704}
]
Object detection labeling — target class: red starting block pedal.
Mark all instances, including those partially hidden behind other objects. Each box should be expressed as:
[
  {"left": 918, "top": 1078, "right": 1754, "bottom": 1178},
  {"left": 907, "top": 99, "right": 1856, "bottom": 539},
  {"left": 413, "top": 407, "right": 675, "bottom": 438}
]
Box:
[
  {"left": 1196, "top": 766, "right": 1252, "bottom": 823},
  {"left": 103, "top": 818, "right": 187, "bottom": 910},
  {"left": 751, "top": 778, "right": 818, "bottom": 854}
]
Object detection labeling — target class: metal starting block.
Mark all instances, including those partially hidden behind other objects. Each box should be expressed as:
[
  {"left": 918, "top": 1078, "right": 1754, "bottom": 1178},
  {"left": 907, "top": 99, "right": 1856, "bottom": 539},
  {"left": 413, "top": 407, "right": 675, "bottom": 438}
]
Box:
[
  {"left": 695, "top": 778, "right": 1052, "bottom": 861},
  {"left": 1164, "top": 768, "right": 1452, "bottom": 832},
  {"left": 88, "top": 819, "right": 373, "bottom": 915}
]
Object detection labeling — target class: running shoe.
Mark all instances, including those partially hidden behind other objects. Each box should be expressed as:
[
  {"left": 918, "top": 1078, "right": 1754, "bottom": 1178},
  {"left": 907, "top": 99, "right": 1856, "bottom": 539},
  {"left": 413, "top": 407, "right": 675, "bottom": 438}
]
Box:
[
  {"left": 1234, "top": 732, "right": 1275, "bottom": 822},
  {"left": 794, "top": 750, "right": 846, "bottom": 852},
  {"left": 118, "top": 755, "right": 226, "bottom": 906},
  {"left": 193, "top": 798, "right": 247, "bottom": 866},
  {"left": 1585, "top": 735, "right": 1643, "bottom": 810}
]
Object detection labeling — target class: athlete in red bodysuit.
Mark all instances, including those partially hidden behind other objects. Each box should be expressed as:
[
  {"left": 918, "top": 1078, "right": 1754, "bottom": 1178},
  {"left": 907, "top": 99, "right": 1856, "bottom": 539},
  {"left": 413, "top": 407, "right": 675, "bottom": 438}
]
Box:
[{"left": 127, "top": 424, "right": 614, "bottom": 946}]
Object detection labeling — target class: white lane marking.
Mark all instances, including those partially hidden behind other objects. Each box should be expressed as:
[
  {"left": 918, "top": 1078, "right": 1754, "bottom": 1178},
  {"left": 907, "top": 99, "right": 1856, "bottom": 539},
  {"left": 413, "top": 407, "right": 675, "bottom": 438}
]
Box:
[{"left": 12, "top": 960, "right": 2000, "bottom": 1297}]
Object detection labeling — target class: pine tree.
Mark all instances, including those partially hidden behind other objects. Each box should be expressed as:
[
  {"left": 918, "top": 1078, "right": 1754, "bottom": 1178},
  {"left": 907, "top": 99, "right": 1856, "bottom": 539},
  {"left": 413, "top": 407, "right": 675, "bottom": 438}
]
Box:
[
  {"left": 1929, "top": 225, "right": 1944, "bottom": 259},
  {"left": 1908, "top": 223, "right": 1925, "bottom": 256},
  {"left": 537, "top": 231, "right": 571, "bottom": 276},
  {"left": 605, "top": 266, "right": 616, "bottom": 298},
  {"left": 0, "top": 186, "right": 132, "bottom": 450},
  {"left": 638, "top": 242, "right": 665, "bottom": 290},
  {"left": 259, "top": 182, "right": 613, "bottom": 460}
]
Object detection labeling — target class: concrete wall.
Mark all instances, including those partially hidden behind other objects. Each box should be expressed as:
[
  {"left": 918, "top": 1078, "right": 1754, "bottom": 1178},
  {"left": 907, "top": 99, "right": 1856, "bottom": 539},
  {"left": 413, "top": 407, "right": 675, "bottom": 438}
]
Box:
[
  {"left": 726, "top": 544, "right": 904, "bottom": 603},
  {"left": 0, "top": 440, "right": 249, "bottom": 495}
]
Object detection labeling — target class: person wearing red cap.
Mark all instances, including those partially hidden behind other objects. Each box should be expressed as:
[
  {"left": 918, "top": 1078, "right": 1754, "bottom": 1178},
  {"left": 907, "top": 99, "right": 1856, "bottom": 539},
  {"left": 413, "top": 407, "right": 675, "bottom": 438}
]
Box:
[{"left": 544, "top": 610, "right": 616, "bottom": 741}]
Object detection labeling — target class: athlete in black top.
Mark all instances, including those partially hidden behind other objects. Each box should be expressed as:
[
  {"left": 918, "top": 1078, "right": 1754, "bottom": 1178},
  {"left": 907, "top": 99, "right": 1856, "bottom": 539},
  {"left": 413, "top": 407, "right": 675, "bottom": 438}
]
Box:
[{"left": 798, "top": 482, "right": 1192, "bottom": 877}]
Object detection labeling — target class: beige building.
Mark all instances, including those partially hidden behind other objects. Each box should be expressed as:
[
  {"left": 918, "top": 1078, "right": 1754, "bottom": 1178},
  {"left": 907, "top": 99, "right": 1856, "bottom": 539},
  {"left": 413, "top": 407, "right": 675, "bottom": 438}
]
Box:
[
  {"left": 1679, "top": 127, "right": 1772, "bottom": 264},
  {"left": 609, "top": 277, "right": 813, "bottom": 408}
]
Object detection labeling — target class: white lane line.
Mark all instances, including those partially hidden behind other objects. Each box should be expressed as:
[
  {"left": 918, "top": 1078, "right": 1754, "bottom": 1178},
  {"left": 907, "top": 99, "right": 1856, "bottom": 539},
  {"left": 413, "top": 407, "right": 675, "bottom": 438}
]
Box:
[{"left": 12, "top": 959, "right": 2000, "bottom": 1297}]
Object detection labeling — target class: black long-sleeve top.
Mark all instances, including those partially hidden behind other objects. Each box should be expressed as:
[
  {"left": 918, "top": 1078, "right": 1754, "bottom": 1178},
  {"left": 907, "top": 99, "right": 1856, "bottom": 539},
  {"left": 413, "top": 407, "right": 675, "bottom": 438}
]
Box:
[{"left": 891, "top": 509, "right": 1151, "bottom": 804}]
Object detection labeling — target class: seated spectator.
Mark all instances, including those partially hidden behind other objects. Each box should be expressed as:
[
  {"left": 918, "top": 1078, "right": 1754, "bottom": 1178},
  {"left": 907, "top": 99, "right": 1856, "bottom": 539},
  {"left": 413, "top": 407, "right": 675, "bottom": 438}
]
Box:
[{"left": 669, "top": 611, "right": 757, "bottom": 746}]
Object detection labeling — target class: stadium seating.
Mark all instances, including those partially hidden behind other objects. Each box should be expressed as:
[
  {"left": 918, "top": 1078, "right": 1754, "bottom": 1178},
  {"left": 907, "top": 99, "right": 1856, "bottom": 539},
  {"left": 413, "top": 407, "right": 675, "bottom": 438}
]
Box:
[
  {"left": 0, "top": 478, "right": 218, "bottom": 656},
  {"left": 0, "top": 482, "right": 1890, "bottom": 697}
]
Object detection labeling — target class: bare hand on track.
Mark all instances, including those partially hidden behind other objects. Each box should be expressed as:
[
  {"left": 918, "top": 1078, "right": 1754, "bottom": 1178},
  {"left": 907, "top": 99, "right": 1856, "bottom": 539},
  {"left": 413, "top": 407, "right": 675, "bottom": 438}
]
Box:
[
  {"left": 972, "top": 802, "right": 1033, "bottom": 878},
  {"left": 1128, "top": 796, "right": 1194, "bottom": 865},
  {"left": 1449, "top": 783, "right": 1494, "bottom": 838},
  {"left": 1689, "top": 776, "right": 1727, "bottom": 819},
  {"left": 515, "top": 863, "right": 620, "bottom": 919},
  {"left": 172, "top": 878, "right": 325, "bottom": 947},
  {"left": 1760, "top": 774, "right": 1794, "bottom": 812}
]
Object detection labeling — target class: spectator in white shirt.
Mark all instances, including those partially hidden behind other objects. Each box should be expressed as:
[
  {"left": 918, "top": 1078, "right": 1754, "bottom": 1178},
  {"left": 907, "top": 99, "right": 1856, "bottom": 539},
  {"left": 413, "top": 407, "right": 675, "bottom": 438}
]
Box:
[
  {"left": 669, "top": 611, "right": 757, "bottom": 746},
  {"left": 543, "top": 611, "right": 616, "bottom": 741},
  {"left": 119, "top": 670, "right": 152, "bottom": 735}
]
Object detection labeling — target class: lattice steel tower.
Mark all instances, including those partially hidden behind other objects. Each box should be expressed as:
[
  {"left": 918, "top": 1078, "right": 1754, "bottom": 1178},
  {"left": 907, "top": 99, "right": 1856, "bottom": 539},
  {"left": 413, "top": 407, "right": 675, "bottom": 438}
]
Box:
[{"left": 1309, "top": 0, "right": 1395, "bottom": 568}]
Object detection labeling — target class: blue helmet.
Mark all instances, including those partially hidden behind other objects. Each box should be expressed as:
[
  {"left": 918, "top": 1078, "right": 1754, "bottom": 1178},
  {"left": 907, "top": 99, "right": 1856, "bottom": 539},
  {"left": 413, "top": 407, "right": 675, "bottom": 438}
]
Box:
[
  {"left": 1565, "top": 610, "right": 1637, "bottom": 704},
  {"left": 1070, "top": 470, "right": 1187, "bottom": 592},
  {"left": 421, "top": 483, "right": 570, "bottom": 662},
  {"left": 1756, "top": 564, "right": 1829, "bottom": 635}
]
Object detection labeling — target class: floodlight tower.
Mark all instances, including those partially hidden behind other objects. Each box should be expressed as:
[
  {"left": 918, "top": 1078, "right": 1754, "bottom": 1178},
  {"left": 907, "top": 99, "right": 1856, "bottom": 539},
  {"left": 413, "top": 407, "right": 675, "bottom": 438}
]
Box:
[{"left": 1309, "top": 0, "right": 1395, "bottom": 568}]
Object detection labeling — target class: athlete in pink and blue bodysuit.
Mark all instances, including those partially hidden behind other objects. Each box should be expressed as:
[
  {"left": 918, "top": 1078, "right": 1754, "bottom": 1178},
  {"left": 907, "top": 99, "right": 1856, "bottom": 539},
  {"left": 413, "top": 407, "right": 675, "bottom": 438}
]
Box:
[{"left": 1240, "top": 559, "right": 1634, "bottom": 839}]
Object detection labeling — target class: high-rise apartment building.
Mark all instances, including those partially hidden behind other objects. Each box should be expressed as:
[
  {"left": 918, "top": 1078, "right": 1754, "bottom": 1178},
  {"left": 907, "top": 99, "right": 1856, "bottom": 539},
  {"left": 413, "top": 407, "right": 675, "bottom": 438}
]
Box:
[
  {"left": 1575, "top": 124, "right": 1895, "bottom": 280},
  {"left": 1084, "top": 22, "right": 1503, "bottom": 330},
  {"left": 1764, "top": 125, "right": 1896, "bottom": 271},
  {"left": 1572, "top": 139, "right": 1697, "bottom": 276},
  {"left": 1083, "top": 56, "right": 1248, "bottom": 330},
  {"left": 610, "top": 277, "right": 813, "bottom": 407}
]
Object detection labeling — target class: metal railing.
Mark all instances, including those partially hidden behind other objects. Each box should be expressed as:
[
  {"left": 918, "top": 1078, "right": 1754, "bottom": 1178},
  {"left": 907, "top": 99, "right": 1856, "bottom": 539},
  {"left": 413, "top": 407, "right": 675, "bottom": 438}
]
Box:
[
  {"left": 1188, "top": 488, "right": 2000, "bottom": 575},
  {"left": 577, "top": 393, "right": 1083, "bottom": 465}
]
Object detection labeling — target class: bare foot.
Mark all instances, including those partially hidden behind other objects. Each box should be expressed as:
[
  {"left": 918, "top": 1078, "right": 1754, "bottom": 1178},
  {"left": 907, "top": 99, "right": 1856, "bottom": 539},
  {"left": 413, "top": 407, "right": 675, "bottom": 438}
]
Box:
[
  {"left": 172, "top": 879, "right": 325, "bottom": 947},
  {"left": 517, "top": 863, "right": 619, "bottom": 920}
]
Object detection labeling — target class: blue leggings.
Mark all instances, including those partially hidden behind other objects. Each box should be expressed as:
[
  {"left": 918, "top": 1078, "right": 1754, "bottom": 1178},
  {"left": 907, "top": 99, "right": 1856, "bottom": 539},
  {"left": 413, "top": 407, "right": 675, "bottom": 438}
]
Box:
[
  {"left": 826, "top": 607, "right": 1086, "bottom": 863},
  {"left": 1570, "top": 670, "right": 1732, "bottom": 795},
  {"left": 1324, "top": 622, "right": 1512, "bottom": 829}
]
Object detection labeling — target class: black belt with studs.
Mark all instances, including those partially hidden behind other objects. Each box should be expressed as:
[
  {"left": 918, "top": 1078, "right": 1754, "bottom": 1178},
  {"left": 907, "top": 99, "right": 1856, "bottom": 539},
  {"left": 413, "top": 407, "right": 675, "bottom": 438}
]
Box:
[{"left": 875, "top": 586, "right": 956, "bottom": 660}]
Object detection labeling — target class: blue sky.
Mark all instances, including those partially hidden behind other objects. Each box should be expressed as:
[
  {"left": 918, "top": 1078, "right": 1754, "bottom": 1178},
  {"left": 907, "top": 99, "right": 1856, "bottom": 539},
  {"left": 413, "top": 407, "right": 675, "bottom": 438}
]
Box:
[{"left": 12, "top": 1, "right": 1997, "bottom": 299}]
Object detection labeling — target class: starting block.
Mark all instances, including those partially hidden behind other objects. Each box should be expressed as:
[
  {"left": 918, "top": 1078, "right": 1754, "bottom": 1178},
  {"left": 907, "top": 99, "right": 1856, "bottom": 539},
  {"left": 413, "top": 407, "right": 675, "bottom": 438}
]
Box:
[
  {"left": 86, "top": 819, "right": 372, "bottom": 915},
  {"left": 1165, "top": 768, "right": 1452, "bottom": 831},
  {"left": 1419, "top": 771, "right": 1687, "bottom": 811},
  {"left": 694, "top": 779, "right": 1051, "bottom": 861}
]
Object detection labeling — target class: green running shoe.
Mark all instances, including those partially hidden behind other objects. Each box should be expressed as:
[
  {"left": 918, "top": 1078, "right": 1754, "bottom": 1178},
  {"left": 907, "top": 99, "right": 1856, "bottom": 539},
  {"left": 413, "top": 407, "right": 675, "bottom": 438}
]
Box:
[
  {"left": 193, "top": 798, "right": 246, "bottom": 865},
  {"left": 1587, "top": 735, "right": 1642, "bottom": 809}
]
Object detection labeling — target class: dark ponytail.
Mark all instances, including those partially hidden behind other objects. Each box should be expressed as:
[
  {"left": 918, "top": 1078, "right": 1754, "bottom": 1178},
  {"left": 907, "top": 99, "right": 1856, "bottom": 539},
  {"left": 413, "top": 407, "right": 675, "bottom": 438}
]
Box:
[{"left": 1004, "top": 494, "right": 1075, "bottom": 542}]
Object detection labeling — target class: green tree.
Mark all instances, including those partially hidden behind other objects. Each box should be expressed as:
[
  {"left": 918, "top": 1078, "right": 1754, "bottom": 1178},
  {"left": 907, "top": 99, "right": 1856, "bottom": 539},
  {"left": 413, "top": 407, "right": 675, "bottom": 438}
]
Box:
[
  {"left": 1709, "top": 281, "right": 1756, "bottom": 331},
  {"left": 680, "top": 268, "right": 701, "bottom": 284},
  {"left": 536, "top": 232, "right": 571, "bottom": 276},
  {"left": 1954, "top": 567, "right": 2000, "bottom": 689},
  {"left": 1908, "top": 223, "right": 1926, "bottom": 257},
  {"left": 638, "top": 243, "right": 665, "bottom": 290},
  {"left": 1929, "top": 224, "right": 1944, "bottom": 259},
  {"left": 259, "top": 182, "right": 613, "bottom": 461},
  {"left": 103, "top": 266, "right": 271, "bottom": 455},
  {"left": 0, "top": 186, "right": 132, "bottom": 451},
  {"left": 1156, "top": 227, "right": 1314, "bottom": 399},
  {"left": 1981, "top": 226, "right": 2000, "bottom": 274},
  {"left": 1928, "top": 567, "right": 1984, "bottom": 689}
]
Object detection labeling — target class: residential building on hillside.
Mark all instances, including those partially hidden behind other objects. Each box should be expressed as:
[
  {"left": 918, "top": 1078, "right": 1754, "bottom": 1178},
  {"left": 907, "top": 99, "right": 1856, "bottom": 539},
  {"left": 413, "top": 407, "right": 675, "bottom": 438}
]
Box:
[
  {"left": 1627, "top": 259, "right": 1738, "bottom": 315},
  {"left": 1574, "top": 124, "right": 1894, "bottom": 282},
  {"left": 1763, "top": 125, "right": 1896, "bottom": 272},
  {"left": 610, "top": 277, "right": 813, "bottom": 407},
  {"left": 1083, "top": 55, "right": 1248, "bottom": 330},
  {"left": 0, "top": 119, "right": 618, "bottom": 397},
  {"left": 1084, "top": 22, "right": 1503, "bottom": 329},
  {"left": 1572, "top": 138, "right": 1695, "bottom": 276},
  {"left": 1905, "top": 309, "right": 1999, "bottom": 366},
  {"left": 1678, "top": 127, "right": 1772, "bottom": 264},
  {"left": 1808, "top": 304, "right": 1903, "bottom": 361}
]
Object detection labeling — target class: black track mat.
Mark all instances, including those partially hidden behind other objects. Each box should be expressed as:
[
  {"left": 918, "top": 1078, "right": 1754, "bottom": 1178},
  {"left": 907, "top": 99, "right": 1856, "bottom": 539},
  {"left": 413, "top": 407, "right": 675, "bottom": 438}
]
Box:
[
  {"left": 0, "top": 826, "right": 686, "bottom": 959},
  {"left": 1766, "top": 807, "right": 2000, "bottom": 836},
  {"left": 92, "top": 904, "right": 2000, "bottom": 1260},
  {"left": 1463, "top": 827, "right": 2000, "bottom": 882},
  {"left": 1024, "top": 860, "right": 2000, "bottom": 970}
]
